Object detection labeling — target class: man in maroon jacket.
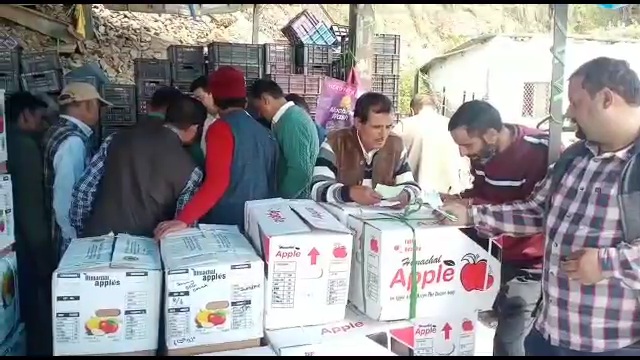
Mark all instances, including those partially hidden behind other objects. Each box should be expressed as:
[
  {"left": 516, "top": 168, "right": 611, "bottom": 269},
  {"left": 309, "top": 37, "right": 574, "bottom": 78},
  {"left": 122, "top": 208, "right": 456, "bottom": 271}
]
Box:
[{"left": 445, "top": 100, "right": 549, "bottom": 357}]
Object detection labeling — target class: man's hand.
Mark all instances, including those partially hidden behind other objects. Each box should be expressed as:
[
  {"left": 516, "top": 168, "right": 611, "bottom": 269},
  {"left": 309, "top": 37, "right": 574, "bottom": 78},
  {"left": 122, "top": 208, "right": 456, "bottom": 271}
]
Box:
[
  {"left": 389, "top": 190, "right": 411, "bottom": 210},
  {"left": 154, "top": 220, "right": 188, "bottom": 240},
  {"left": 442, "top": 195, "right": 472, "bottom": 207},
  {"left": 349, "top": 185, "right": 382, "bottom": 206},
  {"left": 561, "top": 248, "right": 604, "bottom": 285},
  {"left": 438, "top": 202, "right": 472, "bottom": 226}
]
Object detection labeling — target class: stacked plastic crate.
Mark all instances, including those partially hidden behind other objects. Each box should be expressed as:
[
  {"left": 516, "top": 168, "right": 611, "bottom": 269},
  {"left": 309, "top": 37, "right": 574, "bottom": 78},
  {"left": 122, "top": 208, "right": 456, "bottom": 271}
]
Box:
[
  {"left": 263, "top": 42, "right": 294, "bottom": 76},
  {"left": 207, "top": 42, "right": 264, "bottom": 92},
  {"left": 370, "top": 34, "right": 401, "bottom": 112},
  {"left": 282, "top": 10, "right": 337, "bottom": 77},
  {"left": 98, "top": 84, "right": 137, "bottom": 141},
  {"left": 134, "top": 58, "right": 171, "bottom": 123},
  {"left": 20, "top": 51, "right": 63, "bottom": 94},
  {"left": 267, "top": 74, "right": 323, "bottom": 117},
  {"left": 168, "top": 45, "right": 205, "bottom": 95},
  {"left": 0, "top": 48, "right": 21, "bottom": 95}
]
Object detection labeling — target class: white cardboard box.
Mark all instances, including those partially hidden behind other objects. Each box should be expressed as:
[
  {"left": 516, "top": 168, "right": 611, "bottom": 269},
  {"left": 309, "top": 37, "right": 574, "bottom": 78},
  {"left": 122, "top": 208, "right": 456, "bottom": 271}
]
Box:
[
  {"left": 0, "top": 175, "right": 15, "bottom": 251},
  {"left": 268, "top": 329, "right": 397, "bottom": 356},
  {"left": 245, "top": 199, "right": 353, "bottom": 330},
  {"left": 196, "top": 346, "right": 276, "bottom": 356},
  {"left": 0, "top": 251, "right": 18, "bottom": 345},
  {"left": 161, "top": 225, "right": 264, "bottom": 350},
  {"left": 345, "top": 212, "right": 501, "bottom": 321},
  {"left": 52, "top": 234, "right": 162, "bottom": 356},
  {"left": 0, "top": 322, "right": 25, "bottom": 356}
]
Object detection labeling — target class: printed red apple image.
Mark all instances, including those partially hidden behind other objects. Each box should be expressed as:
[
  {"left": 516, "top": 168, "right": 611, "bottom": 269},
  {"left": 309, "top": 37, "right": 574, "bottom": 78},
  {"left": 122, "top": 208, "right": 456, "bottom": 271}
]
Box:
[
  {"left": 98, "top": 319, "right": 119, "bottom": 334},
  {"left": 333, "top": 245, "right": 348, "bottom": 258},
  {"left": 370, "top": 238, "right": 380, "bottom": 253},
  {"left": 460, "top": 253, "right": 494, "bottom": 292},
  {"left": 208, "top": 312, "right": 226, "bottom": 326},
  {"left": 462, "top": 318, "right": 474, "bottom": 332}
]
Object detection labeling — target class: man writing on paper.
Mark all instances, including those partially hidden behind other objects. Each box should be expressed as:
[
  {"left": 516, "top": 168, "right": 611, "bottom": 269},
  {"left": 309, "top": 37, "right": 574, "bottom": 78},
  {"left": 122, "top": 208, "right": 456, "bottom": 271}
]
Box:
[
  {"left": 311, "top": 92, "right": 421, "bottom": 207},
  {"left": 441, "top": 57, "right": 640, "bottom": 356},
  {"left": 444, "top": 99, "right": 550, "bottom": 357}
]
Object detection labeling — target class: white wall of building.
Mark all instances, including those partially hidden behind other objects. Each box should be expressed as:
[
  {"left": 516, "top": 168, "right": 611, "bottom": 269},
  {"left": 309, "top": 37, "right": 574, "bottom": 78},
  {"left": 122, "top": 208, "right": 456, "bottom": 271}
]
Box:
[{"left": 426, "top": 35, "right": 640, "bottom": 127}]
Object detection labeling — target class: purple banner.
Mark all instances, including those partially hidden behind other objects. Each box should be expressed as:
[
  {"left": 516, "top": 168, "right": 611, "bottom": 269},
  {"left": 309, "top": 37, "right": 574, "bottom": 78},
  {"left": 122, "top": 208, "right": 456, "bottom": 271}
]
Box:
[{"left": 315, "top": 78, "right": 358, "bottom": 132}]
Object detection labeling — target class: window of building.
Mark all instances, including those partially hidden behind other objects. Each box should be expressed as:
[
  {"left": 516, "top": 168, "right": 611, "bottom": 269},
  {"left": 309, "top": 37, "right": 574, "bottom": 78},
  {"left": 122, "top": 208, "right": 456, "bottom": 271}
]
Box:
[{"left": 521, "top": 82, "right": 551, "bottom": 118}]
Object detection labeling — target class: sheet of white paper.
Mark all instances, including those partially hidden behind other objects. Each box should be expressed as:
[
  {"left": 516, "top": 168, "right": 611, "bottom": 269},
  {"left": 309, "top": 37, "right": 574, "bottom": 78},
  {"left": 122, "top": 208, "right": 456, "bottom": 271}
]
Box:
[
  {"left": 377, "top": 200, "right": 400, "bottom": 207},
  {"left": 422, "top": 189, "right": 444, "bottom": 209},
  {"left": 374, "top": 184, "right": 404, "bottom": 199}
]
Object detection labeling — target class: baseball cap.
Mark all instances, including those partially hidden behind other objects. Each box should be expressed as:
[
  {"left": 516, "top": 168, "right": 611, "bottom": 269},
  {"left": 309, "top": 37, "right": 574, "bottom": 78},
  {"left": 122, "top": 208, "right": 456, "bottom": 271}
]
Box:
[{"left": 58, "top": 82, "right": 113, "bottom": 106}]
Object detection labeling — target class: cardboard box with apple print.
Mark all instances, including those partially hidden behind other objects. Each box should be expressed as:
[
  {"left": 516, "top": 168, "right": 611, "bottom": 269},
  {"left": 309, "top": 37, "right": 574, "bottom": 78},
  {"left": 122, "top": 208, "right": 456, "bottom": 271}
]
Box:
[
  {"left": 160, "top": 225, "right": 264, "bottom": 355},
  {"left": 0, "top": 175, "right": 15, "bottom": 252},
  {"left": 52, "top": 234, "right": 162, "bottom": 356},
  {"left": 244, "top": 199, "right": 353, "bottom": 330},
  {"left": 0, "top": 90, "right": 8, "bottom": 172},
  {"left": 343, "top": 212, "right": 501, "bottom": 322},
  {"left": 0, "top": 251, "right": 19, "bottom": 346}
]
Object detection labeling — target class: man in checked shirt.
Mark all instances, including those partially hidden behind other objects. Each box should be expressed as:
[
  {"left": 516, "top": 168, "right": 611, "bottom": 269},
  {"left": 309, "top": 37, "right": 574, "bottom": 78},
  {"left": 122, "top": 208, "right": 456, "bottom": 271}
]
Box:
[
  {"left": 69, "top": 95, "right": 206, "bottom": 238},
  {"left": 443, "top": 56, "right": 640, "bottom": 356}
]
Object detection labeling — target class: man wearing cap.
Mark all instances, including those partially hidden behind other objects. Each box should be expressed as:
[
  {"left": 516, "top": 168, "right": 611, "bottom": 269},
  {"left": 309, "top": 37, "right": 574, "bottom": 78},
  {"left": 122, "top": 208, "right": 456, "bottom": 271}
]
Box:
[
  {"left": 154, "top": 66, "right": 279, "bottom": 238},
  {"left": 43, "top": 82, "right": 109, "bottom": 257}
]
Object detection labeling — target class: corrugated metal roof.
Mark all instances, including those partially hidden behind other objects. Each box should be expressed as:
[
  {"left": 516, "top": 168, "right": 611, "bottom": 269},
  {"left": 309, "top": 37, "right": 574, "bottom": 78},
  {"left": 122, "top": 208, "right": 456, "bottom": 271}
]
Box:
[{"left": 419, "top": 33, "right": 640, "bottom": 74}]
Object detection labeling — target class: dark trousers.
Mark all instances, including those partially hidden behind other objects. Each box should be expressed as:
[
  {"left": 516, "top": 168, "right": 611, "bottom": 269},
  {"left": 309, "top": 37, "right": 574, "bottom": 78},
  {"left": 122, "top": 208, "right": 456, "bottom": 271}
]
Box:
[
  {"left": 492, "top": 264, "right": 541, "bottom": 357},
  {"left": 525, "top": 328, "right": 640, "bottom": 356}
]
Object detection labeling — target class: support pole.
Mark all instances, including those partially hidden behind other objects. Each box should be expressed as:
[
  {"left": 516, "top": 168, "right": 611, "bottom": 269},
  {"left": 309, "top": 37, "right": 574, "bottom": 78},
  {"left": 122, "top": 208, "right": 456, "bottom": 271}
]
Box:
[
  {"left": 251, "top": 5, "right": 260, "bottom": 44},
  {"left": 548, "top": 4, "right": 568, "bottom": 164},
  {"left": 347, "top": 4, "right": 375, "bottom": 91}
]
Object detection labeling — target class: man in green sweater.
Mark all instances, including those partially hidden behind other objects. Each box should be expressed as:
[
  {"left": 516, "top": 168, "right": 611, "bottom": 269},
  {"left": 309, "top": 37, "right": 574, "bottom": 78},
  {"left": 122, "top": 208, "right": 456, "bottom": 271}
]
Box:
[{"left": 250, "top": 79, "right": 319, "bottom": 199}]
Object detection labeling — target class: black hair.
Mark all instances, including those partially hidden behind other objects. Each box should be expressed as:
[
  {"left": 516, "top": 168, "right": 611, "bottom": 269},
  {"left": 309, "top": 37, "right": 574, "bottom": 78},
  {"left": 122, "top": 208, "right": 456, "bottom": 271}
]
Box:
[
  {"left": 249, "top": 79, "right": 284, "bottom": 100},
  {"left": 285, "top": 93, "right": 310, "bottom": 113},
  {"left": 447, "top": 100, "right": 503, "bottom": 134},
  {"left": 570, "top": 56, "right": 640, "bottom": 106},
  {"left": 213, "top": 97, "right": 247, "bottom": 111},
  {"left": 190, "top": 75, "right": 208, "bottom": 93},
  {"left": 353, "top": 92, "right": 392, "bottom": 123},
  {"left": 165, "top": 95, "right": 207, "bottom": 130},
  {"left": 150, "top": 86, "right": 184, "bottom": 109},
  {"left": 6, "top": 92, "right": 48, "bottom": 124}
]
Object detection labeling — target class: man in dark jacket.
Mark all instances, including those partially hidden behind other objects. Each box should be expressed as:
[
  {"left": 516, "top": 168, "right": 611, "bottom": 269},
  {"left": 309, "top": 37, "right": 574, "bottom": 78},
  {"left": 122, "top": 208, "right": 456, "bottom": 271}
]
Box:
[
  {"left": 70, "top": 95, "right": 206, "bottom": 238},
  {"left": 5, "top": 92, "right": 52, "bottom": 355},
  {"left": 155, "top": 66, "right": 279, "bottom": 237}
]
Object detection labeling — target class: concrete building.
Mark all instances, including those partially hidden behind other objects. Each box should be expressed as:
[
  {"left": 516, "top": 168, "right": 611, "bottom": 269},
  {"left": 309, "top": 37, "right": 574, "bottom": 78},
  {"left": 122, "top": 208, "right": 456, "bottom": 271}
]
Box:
[{"left": 420, "top": 34, "right": 640, "bottom": 128}]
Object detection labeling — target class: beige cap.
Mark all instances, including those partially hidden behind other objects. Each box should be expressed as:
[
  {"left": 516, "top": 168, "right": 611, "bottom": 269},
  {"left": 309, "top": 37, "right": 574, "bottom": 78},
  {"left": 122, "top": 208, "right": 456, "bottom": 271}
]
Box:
[{"left": 58, "top": 82, "right": 113, "bottom": 106}]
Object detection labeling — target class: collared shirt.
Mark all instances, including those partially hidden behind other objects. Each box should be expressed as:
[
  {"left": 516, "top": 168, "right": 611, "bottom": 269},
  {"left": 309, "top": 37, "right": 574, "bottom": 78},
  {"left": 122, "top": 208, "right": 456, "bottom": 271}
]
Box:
[
  {"left": 472, "top": 141, "right": 640, "bottom": 352},
  {"left": 201, "top": 115, "right": 217, "bottom": 156},
  {"left": 356, "top": 130, "right": 379, "bottom": 165},
  {"left": 53, "top": 115, "right": 92, "bottom": 241},
  {"left": 69, "top": 129, "right": 204, "bottom": 235},
  {"left": 271, "top": 101, "right": 295, "bottom": 127}
]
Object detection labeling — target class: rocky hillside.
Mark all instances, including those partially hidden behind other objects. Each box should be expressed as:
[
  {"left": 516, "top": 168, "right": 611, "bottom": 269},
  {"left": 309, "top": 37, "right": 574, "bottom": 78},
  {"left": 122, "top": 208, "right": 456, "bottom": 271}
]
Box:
[{"left": 0, "top": 4, "right": 632, "bottom": 85}]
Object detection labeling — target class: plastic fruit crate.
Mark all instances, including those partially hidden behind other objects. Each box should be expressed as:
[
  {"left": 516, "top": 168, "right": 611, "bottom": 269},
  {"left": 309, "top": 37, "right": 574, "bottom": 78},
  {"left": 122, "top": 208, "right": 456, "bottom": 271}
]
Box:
[
  {"left": 295, "top": 65, "right": 331, "bottom": 77},
  {"left": 171, "top": 62, "right": 205, "bottom": 83},
  {"left": 302, "top": 94, "right": 319, "bottom": 114},
  {"left": 173, "top": 81, "right": 192, "bottom": 96},
  {"left": 207, "top": 42, "right": 264, "bottom": 67},
  {"left": 207, "top": 63, "right": 263, "bottom": 82},
  {"left": 100, "top": 105, "right": 137, "bottom": 126},
  {"left": 264, "top": 43, "right": 294, "bottom": 75},
  {"left": 20, "top": 70, "right": 62, "bottom": 94},
  {"left": 64, "top": 75, "right": 99, "bottom": 89},
  {"left": 0, "top": 50, "right": 20, "bottom": 73},
  {"left": 372, "top": 75, "right": 400, "bottom": 94},
  {"left": 100, "top": 124, "right": 133, "bottom": 141},
  {"left": 282, "top": 10, "right": 336, "bottom": 46},
  {"left": 266, "top": 74, "right": 323, "bottom": 95},
  {"left": 135, "top": 78, "right": 170, "bottom": 101},
  {"left": 373, "top": 34, "right": 401, "bottom": 56},
  {"left": 20, "top": 51, "right": 61, "bottom": 73},
  {"left": 168, "top": 45, "right": 204, "bottom": 64},
  {"left": 101, "top": 84, "right": 136, "bottom": 106},
  {"left": 134, "top": 59, "right": 171, "bottom": 81},
  {"left": 294, "top": 44, "right": 332, "bottom": 66},
  {"left": 0, "top": 71, "right": 20, "bottom": 94},
  {"left": 372, "top": 54, "right": 400, "bottom": 75}
]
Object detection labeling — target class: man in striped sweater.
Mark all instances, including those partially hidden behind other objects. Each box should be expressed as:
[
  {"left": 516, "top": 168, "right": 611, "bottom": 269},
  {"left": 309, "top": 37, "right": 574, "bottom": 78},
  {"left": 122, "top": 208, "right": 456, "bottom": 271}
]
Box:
[{"left": 311, "top": 92, "right": 421, "bottom": 206}]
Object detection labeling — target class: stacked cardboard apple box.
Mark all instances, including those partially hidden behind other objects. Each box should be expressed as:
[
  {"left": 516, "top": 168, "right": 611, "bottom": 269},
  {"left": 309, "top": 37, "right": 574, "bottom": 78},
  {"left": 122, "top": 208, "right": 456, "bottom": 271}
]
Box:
[
  {"left": 320, "top": 201, "right": 502, "bottom": 356},
  {"left": 0, "top": 89, "right": 24, "bottom": 356}
]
